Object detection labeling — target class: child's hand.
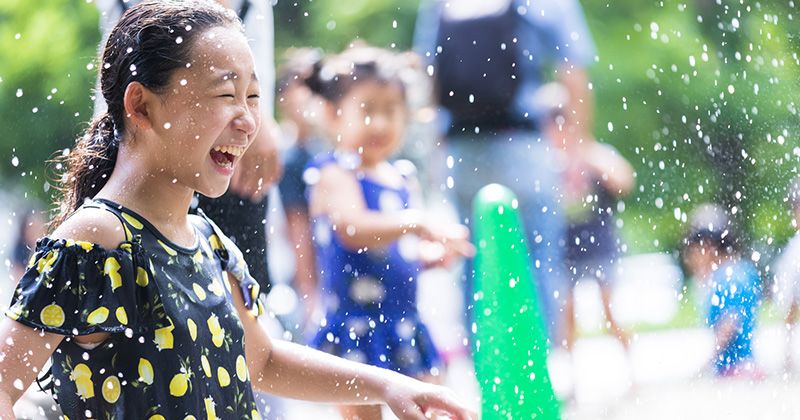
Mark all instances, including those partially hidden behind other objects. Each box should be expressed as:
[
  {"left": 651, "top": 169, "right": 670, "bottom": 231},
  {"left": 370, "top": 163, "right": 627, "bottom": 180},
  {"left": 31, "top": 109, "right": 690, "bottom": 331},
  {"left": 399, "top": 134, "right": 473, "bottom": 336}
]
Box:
[
  {"left": 383, "top": 379, "right": 476, "bottom": 420},
  {"left": 418, "top": 223, "right": 475, "bottom": 268}
]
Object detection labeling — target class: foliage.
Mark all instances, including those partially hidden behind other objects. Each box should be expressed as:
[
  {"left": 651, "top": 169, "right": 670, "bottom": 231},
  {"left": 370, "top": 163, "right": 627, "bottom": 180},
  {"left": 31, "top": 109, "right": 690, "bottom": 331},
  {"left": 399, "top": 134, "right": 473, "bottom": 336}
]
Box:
[{"left": 0, "top": 0, "right": 99, "bottom": 202}]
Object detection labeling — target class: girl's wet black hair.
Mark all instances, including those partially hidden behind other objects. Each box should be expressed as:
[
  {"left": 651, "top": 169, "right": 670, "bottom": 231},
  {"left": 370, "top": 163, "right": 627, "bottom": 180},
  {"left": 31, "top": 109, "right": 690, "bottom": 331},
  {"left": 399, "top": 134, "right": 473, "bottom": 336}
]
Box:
[
  {"left": 50, "top": 0, "right": 241, "bottom": 230},
  {"left": 303, "top": 45, "right": 409, "bottom": 104}
]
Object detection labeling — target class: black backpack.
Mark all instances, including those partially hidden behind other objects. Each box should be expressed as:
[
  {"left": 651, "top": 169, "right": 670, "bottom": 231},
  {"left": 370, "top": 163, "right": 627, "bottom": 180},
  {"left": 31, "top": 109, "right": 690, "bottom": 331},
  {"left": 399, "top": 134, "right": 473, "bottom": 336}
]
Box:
[
  {"left": 118, "top": 0, "right": 252, "bottom": 20},
  {"left": 434, "top": 1, "right": 522, "bottom": 131}
]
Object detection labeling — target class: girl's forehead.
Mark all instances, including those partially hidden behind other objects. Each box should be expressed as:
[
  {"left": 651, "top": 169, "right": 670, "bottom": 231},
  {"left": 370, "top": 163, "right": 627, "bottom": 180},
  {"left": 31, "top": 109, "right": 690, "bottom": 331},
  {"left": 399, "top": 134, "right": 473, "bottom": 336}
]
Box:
[{"left": 186, "top": 27, "right": 255, "bottom": 80}]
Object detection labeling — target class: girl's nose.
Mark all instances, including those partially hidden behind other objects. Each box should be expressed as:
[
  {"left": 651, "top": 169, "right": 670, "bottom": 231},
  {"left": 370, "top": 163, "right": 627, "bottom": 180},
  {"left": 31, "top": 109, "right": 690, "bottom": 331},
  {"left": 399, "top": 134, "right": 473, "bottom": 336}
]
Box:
[{"left": 233, "top": 107, "right": 259, "bottom": 136}]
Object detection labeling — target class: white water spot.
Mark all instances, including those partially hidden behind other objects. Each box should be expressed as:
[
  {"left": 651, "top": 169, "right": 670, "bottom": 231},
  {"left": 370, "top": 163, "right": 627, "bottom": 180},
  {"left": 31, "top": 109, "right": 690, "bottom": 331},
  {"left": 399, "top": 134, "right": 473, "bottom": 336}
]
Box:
[
  {"left": 163, "top": 122, "right": 172, "bottom": 129},
  {"left": 11, "top": 156, "right": 18, "bottom": 167},
  {"left": 180, "top": 79, "right": 188, "bottom": 86},
  {"left": 15, "top": 89, "right": 23, "bottom": 98},
  {"left": 175, "top": 36, "right": 183, "bottom": 44},
  {"left": 607, "top": 121, "right": 614, "bottom": 132}
]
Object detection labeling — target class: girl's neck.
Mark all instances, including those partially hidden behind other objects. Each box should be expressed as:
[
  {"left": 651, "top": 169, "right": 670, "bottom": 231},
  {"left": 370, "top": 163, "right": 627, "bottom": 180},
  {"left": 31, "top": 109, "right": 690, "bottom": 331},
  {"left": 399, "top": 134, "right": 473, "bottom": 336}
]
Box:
[{"left": 94, "top": 154, "right": 194, "bottom": 230}]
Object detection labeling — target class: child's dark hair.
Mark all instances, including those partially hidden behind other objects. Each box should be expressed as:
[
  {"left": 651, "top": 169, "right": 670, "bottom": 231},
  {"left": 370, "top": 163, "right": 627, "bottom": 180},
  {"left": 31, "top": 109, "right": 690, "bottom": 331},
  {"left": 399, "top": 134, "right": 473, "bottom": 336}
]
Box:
[
  {"left": 682, "top": 203, "right": 740, "bottom": 256},
  {"left": 304, "top": 45, "right": 410, "bottom": 104},
  {"left": 276, "top": 48, "right": 323, "bottom": 95},
  {"left": 50, "top": 0, "right": 240, "bottom": 230}
]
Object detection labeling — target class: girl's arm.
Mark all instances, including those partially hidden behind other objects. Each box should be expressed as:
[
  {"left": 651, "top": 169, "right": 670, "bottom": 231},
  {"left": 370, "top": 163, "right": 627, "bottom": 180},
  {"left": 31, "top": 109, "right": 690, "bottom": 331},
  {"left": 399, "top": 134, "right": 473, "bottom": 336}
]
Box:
[
  {"left": 309, "top": 164, "right": 428, "bottom": 250},
  {"left": 0, "top": 321, "right": 63, "bottom": 419},
  {"left": 231, "top": 275, "right": 474, "bottom": 419}
]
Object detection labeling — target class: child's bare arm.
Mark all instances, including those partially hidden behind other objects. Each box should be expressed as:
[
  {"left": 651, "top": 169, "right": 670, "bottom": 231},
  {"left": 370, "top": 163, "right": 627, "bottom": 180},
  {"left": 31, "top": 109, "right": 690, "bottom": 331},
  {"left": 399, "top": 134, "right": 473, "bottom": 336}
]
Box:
[
  {"left": 228, "top": 275, "right": 474, "bottom": 419},
  {"left": 310, "top": 164, "right": 427, "bottom": 249},
  {"left": 0, "top": 320, "right": 63, "bottom": 418}
]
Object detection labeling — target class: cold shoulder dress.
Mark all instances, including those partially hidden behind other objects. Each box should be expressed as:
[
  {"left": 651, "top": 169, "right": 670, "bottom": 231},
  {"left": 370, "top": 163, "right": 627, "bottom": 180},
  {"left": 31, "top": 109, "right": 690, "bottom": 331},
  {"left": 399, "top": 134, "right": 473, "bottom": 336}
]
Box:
[{"left": 6, "top": 198, "right": 266, "bottom": 419}]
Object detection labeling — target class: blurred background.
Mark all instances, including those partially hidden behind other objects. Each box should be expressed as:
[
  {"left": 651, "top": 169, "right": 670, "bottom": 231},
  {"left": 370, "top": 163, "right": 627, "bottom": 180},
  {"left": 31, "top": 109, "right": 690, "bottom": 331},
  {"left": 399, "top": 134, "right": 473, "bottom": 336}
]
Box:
[{"left": 2, "top": 0, "right": 800, "bottom": 419}]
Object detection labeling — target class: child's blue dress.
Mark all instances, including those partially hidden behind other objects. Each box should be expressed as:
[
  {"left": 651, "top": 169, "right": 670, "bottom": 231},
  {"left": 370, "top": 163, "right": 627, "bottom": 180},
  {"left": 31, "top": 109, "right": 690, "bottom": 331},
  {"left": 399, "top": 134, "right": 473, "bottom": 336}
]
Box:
[{"left": 307, "top": 153, "right": 442, "bottom": 377}]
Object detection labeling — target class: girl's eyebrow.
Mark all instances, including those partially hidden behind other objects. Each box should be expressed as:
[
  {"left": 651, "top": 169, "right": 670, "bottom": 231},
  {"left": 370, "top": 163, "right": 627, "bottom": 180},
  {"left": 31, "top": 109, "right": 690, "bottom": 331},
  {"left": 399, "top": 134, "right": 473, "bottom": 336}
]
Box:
[{"left": 210, "top": 71, "right": 259, "bottom": 87}]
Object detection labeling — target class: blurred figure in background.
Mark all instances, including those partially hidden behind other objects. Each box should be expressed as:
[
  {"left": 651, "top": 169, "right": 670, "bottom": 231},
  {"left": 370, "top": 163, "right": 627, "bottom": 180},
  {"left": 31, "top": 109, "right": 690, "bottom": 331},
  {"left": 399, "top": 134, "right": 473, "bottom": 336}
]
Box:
[
  {"left": 415, "top": 0, "right": 597, "bottom": 341},
  {"left": 682, "top": 204, "right": 763, "bottom": 378},
  {"left": 304, "top": 45, "right": 475, "bottom": 420},
  {"left": 275, "top": 47, "right": 325, "bottom": 329},
  {"left": 770, "top": 176, "right": 800, "bottom": 371},
  {"left": 10, "top": 209, "right": 46, "bottom": 283},
  {"left": 538, "top": 83, "right": 635, "bottom": 392}
]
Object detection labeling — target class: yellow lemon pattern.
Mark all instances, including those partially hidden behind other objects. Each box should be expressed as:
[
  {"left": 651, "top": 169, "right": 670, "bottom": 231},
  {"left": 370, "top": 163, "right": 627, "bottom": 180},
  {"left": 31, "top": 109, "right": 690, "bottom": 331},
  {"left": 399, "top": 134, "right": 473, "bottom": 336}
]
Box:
[
  {"left": 187, "top": 318, "right": 198, "bottom": 342},
  {"left": 169, "top": 372, "right": 190, "bottom": 397},
  {"left": 138, "top": 358, "right": 154, "bottom": 385},
  {"left": 115, "top": 307, "right": 128, "bottom": 325},
  {"left": 207, "top": 315, "right": 225, "bottom": 348},
  {"left": 217, "top": 366, "right": 231, "bottom": 388},
  {"left": 36, "top": 249, "right": 59, "bottom": 273},
  {"left": 154, "top": 319, "right": 175, "bottom": 351},
  {"left": 121, "top": 212, "right": 144, "bottom": 230},
  {"left": 204, "top": 397, "right": 216, "bottom": 419},
  {"left": 158, "top": 240, "right": 178, "bottom": 257},
  {"left": 70, "top": 363, "right": 94, "bottom": 400},
  {"left": 236, "top": 355, "right": 248, "bottom": 382},
  {"left": 102, "top": 376, "right": 121, "bottom": 404},
  {"left": 40, "top": 303, "right": 65, "bottom": 328},
  {"left": 192, "top": 283, "right": 207, "bottom": 301},
  {"left": 87, "top": 307, "right": 110, "bottom": 325},
  {"left": 136, "top": 266, "right": 149, "bottom": 287},
  {"left": 6, "top": 202, "right": 266, "bottom": 417},
  {"left": 105, "top": 257, "right": 122, "bottom": 291},
  {"left": 201, "top": 355, "right": 212, "bottom": 378}
]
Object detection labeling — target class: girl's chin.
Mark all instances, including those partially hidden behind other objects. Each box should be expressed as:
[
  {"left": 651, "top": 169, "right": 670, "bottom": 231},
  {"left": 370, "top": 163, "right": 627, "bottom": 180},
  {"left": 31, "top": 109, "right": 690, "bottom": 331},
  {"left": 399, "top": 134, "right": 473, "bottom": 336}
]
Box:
[{"left": 195, "top": 179, "right": 231, "bottom": 199}]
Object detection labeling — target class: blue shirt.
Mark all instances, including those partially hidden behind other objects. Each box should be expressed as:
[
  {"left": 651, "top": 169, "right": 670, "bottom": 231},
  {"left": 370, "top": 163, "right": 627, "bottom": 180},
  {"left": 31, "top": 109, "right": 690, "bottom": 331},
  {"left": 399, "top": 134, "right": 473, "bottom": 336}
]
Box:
[
  {"left": 706, "top": 260, "right": 762, "bottom": 374},
  {"left": 414, "top": 0, "right": 596, "bottom": 127}
]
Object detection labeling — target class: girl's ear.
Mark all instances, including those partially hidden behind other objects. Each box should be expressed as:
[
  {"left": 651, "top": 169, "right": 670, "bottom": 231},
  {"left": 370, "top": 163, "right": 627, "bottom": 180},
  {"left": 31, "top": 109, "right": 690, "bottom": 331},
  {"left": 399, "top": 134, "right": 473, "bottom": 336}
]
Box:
[{"left": 123, "top": 81, "right": 156, "bottom": 131}]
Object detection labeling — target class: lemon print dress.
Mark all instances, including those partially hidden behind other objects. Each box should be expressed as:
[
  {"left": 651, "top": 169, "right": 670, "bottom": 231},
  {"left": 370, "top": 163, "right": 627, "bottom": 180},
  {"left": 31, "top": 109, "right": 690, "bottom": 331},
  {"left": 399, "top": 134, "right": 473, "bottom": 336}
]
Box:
[{"left": 6, "top": 199, "right": 265, "bottom": 419}]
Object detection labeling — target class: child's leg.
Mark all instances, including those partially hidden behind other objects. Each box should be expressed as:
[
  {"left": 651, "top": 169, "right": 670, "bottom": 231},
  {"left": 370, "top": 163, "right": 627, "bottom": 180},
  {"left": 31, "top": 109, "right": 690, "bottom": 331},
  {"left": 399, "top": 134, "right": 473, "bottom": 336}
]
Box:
[
  {"left": 563, "top": 290, "right": 577, "bottom": 351},
  {"left": 599, "top": 283, "right": 629, "bottom": 350},
  {"left": 338, "top": 404, "right": 383, "bottom": 420}
]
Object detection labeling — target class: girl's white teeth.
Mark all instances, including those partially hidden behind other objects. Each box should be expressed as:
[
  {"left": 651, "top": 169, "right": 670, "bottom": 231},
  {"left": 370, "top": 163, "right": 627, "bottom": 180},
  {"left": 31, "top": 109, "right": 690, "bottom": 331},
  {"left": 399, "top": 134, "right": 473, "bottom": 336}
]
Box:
[{"left": 213, "top": 145, "right": 243, "bottom": 157}]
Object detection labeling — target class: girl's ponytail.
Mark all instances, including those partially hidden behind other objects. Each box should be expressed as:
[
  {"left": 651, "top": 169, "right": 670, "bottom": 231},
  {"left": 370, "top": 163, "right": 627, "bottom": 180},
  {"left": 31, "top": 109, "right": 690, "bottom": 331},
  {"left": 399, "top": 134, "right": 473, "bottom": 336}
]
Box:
[{"left": 50, "top": 113, "right": 119, "bottom": 230}]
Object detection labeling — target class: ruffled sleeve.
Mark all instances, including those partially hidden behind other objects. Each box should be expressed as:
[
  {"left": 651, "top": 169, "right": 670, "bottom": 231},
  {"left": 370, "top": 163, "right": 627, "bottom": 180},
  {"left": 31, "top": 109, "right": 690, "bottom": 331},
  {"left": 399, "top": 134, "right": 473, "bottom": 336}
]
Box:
[
  {"left": 198, "top": 212, "right": 265, "bottom": 317},
  {"left": 5, "top": 237, "right": 170, "bottom": 336}
]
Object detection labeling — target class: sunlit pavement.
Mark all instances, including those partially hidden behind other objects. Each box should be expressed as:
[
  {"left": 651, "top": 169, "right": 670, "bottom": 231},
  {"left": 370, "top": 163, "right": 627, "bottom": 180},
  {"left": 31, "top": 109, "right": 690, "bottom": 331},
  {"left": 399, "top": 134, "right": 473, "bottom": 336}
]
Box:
[{"left": 5, "top": 193, "right": 800, "bottom": 419}]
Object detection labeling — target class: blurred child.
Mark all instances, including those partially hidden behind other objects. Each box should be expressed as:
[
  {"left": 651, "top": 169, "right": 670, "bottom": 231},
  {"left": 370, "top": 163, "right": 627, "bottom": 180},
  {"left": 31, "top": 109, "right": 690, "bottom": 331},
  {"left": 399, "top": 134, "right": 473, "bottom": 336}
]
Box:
[
  {"left": 771, "top": 176, "right": 800, "bottom": 370},
  {"left": 275, "top": 48, "right": 325, "bottom": 328},
  {"left": 304, "top": 45, "right": 475, "bottom": 419},
  {"left": 539, "top": 83, "right": 635, "bottom": 355},
  {"left": 682, "top": 204, "right": 763, "bottom": 378}
]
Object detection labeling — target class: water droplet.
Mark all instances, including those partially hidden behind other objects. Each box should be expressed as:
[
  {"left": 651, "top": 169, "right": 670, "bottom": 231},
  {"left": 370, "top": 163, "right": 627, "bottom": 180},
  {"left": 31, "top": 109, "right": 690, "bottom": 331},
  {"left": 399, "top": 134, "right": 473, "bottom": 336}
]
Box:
[
  {"left": 15, "top": 89, "right": 23, "bottom": 98},
  {"left": 164, "top": 122, "right": 172, "bottom": 129},
  {"left": 11, "top": 156, "right": 19, "bottom": 167},
  {"left": 175, "top": 36, "right": 183, "bottom": 44}
]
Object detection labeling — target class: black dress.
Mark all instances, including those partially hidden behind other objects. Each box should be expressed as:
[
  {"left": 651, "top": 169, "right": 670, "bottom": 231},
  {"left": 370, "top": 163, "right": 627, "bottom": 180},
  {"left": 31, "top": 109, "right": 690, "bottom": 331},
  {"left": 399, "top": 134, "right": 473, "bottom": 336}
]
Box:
[{"left": 6, "top": 199, "right": 266, "bottom": 419}]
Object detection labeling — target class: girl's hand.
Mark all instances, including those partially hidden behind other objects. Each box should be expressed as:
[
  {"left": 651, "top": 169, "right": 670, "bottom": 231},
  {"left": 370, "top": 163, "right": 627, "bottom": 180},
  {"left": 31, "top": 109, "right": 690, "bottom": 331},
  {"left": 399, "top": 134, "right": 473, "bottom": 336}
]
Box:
[
  {"left": 418, "top": 223, "right": 475, "bottom": 268},
  {"left": 383, "top": 379, "right": 477, "bottom": 420}
]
